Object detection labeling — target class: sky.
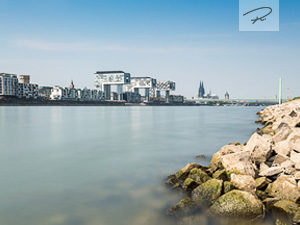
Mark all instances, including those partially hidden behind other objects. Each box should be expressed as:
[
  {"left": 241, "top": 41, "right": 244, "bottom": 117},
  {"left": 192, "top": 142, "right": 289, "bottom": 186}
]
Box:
[{"left": 1, "top": 0, "right": 300, "bottom": 99}]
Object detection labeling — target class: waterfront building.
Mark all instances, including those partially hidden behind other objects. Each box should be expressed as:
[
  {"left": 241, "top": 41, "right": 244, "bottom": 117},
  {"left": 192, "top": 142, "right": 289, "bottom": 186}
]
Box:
[
  {"left": 39, "top": 86, "right": 52, "bottom": 99},
  {"left": 94, "top": 71, "right": 131, "bottom": 100},
  {"left": 50, "top": 85, "right": 105, "bottom": 101},
  {"left": 17, "top": 83, "right": 39, "bottom": 99},
  {"left": 123, "top": 92, "right": 141, "bottom": 103},
  {"left": 127, "top": 77, "right": 157, "bottom": 102},
  {"left": 153, "top": 80, "right": 176, "bottom": 103},
  {"left": 0, "top": 73, "right": 19, "bottom": 97},
  {"left": 19, "top": 75, "right": 30, "bottom": 84},
  {"left": 17, "top": 75, "right": 39, "bottom": 99},
  {"left": 225, "top": 91, "right": 229, "bottom": 99},
  {"left": 169, "top": 95, "right": 184, "bottom": 104}
]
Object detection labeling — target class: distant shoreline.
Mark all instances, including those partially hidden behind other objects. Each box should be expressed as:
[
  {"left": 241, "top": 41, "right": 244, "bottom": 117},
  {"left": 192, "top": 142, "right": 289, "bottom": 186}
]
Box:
[{"left": 0, "top": 98, "right": 275, "bottom": 107}]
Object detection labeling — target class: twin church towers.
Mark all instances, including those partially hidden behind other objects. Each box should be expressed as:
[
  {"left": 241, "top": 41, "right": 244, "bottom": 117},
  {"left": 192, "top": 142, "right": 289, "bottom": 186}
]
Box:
[{"left": 198, "top": 81, "right": 229, "bottom": 99}]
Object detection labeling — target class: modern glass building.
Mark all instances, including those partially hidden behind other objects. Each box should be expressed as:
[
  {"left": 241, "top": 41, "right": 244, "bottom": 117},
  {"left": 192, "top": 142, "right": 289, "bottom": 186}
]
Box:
[{"left": 0, "top": 73, "right": 18, "bottom": 97}]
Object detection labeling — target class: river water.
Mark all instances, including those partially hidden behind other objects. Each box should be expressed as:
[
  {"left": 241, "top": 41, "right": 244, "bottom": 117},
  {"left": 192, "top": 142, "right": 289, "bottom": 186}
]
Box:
[{"left": 0, "top": 106, "right": 262, "bottom": 225}]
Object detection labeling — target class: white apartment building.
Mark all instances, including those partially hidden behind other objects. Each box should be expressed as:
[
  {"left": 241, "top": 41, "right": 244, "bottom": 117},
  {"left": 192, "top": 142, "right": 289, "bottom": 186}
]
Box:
[
  {"left": 50, "top": 86, "right": 105, "bottom": 101},
  {"left": 0, "top": 73, "right": 19, "bottom": 96}
]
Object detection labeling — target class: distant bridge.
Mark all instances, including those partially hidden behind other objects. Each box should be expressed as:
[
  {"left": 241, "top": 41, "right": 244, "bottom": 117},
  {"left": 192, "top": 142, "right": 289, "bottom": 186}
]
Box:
[{"left": 185, "top": 98, "right": 285, "bottom": 105}]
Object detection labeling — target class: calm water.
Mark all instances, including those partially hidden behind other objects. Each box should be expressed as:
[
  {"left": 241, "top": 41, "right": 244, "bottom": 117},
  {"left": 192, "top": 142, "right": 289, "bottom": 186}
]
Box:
[{"left": 0, "top": 106, "right": 262, "bottom": 225}]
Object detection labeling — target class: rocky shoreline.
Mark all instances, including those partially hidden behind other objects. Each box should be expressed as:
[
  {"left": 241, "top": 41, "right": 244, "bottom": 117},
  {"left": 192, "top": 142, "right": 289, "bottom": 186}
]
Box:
[{"left": 164, "top": 99, "right": 300, "bottom": 225}]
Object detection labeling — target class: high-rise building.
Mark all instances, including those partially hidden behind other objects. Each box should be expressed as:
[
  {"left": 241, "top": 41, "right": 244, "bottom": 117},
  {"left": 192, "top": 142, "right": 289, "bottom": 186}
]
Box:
[{"left": 0, "top": 73, "right": 18, "bottom": 96}]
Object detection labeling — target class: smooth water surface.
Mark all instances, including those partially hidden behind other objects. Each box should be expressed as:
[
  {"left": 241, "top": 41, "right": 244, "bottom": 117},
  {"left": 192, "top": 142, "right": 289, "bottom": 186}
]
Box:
[{"left": 0, "top": 106, "right": 262, "bottom": 225}]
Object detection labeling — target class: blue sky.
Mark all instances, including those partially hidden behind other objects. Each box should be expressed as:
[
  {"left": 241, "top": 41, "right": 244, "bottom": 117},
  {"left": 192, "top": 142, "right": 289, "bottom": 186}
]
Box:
[{"left": 1, "top": 0, "right": 300, "bottom": 98}]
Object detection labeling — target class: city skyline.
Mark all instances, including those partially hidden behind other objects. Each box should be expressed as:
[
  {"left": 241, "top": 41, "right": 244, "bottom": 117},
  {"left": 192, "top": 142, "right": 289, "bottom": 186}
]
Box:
[{"left": 1, "top": 0, "right": 300, "bottom": 99}]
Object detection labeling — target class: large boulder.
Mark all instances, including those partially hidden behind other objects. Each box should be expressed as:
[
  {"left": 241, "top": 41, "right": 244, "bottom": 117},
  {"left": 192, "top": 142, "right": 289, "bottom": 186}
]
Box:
[
  {"left": 167, "top": 198, "right": 197, "bottom": 218},
  {"left": 188, "top": 168, "right": 211, "bottom": 184},
  {"left": 288, "top": 129, "right": 300, "bottom": 152},
  {"left": 209, "top": 151, "right": 223, "bottom": 173},
  {"left": 267, "top": 177, "right": 300, "bottom": 203},
  {"left": 259, "top": 167, "right": 283, "bottom": 177},
  {"left": 271, "top": 200, "right": 299, "bottom": 225},
  {"left": 272, "top": 154, "right": 290, "bottom": 167},
  {"left": 273, "top": 140, "right": 293, "bottom": 156},
  {"left": 244, "top": 133, "right": 273, "bottom": 165},
  {"left": 191, "top": 179, "right": 223, "bottom": 208},
  {"left": 230, "top": 174, "right": 257, "bottom": 194},
  {"left": 175, "top": 163, "right": 201, "bottom": 181},
  {"left": 291, "top": 150, "right": 300, "bottom": 164},
  {"left": 272, "top": 123, "right": 292, "bottom": 143},
  {"left": 208, "top": 190, "right": 265, "bottom": 221},
  {"left": 222, "top": 151, "right": 255, "bottom": 177},
  {"left": 293, "top": 208, "right": 300, "bottom": 224},
  {"left": 208, "top": 145, "right": 243, "bottom": 173}
]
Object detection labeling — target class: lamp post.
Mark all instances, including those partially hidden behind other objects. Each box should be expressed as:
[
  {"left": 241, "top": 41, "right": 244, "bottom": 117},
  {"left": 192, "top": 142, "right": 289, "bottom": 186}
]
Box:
[{"left": 279, "top": 78, "right": 282, "bottom": 104}]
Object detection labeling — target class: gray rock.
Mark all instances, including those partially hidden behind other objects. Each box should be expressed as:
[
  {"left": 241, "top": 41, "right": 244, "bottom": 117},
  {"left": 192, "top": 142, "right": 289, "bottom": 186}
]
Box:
[
  {"left": 291, "top": 150, "right": 300, "bottom": 164},
  {"left": 273, "top": 123, "right": 292, "bottom": 143},
  {"left": 267, "top": 177, "right": 300, "bottom": 203},
  {"left": 259, "top": 167, "right": 283, "bottom": 177},
  {"left": 222, "top": 151, "right": 255, "bottom": 177},
  {"left": 191, "top": 179, "right": 223, "bottom": 208},
  {"left": 294, "top": 172, "right": 300, "bottom": 180},
  {"left": 259, "top": 163, "right": 270, "bottom": 174},
  {"left": 272, "top": 154, "right": 290, "bottom": 167},
  {"left": 230, "top": 174, "right": 257, "bottom": 194},
  {"left": 288, "top": 130, "right": 300, "bottom": 152},
  {"left": 208, "top": 190, "right": 265, "bottom": 221},
  {"left": 244, "top": 132, "right": 273, "bottom": 165},
  {"left": 273, "top": 140, "right": 293, "bottom": 156}
]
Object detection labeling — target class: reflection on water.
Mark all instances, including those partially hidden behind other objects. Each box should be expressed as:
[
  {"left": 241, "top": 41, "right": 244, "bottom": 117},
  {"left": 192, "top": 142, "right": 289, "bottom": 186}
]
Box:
[{"left": 0, "top": 106, "right": 262, "bottom": 225}]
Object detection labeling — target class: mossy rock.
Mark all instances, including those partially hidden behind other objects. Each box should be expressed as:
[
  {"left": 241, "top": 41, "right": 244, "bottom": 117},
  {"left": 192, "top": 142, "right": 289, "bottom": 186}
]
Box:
[
  {"left": 164, "top": 174, "right": 177, "bottom": 187},
  {"left": 272, "top": 200, "right": 299, "bottom": 225},
  {"left": 175, "top": 163, "right": 203, "bottom": 183},
  {"left": 292, "top": 208, "right": 300, "bottom": 224},
  {"left": 182, "top": 178, "right": 201, "bottom": 193},
  {"left": 167, "top": 198, "right": 197, "bottom": 218},
  {"left": 223, "top": 181, "right": 233, "bottom": 194},
  {"left": 256, "top": 190, "right": 268, "bottom": 201},
  {"left": 255, "top": 177, "right": 271, "bottom": 190},
  {"left": 262, "top": 198, "right": 279, "bottom": 212},
  {"left": 188, "top": 168, "right": 211, "bottom": 184},
  {"left": 257, "top": 124, "right": 275, "bottom": 135},
  {"left": 212, "top": 169, "right": 229, "bottom": 181},
  {"left": 228, "top": 142, "right": 241, "bottom": 146},
  {"left": 208, "top": 190, "right": 265, "bottom": 221},
  {"left": 191, "top": 179, "right": 223, "bottom": 208}
]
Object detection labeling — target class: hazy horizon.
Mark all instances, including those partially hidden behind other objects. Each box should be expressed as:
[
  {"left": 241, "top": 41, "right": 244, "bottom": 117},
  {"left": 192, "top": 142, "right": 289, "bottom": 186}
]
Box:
[{"left": 1, "top": 0, "right": 300, "bottom": 99}]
